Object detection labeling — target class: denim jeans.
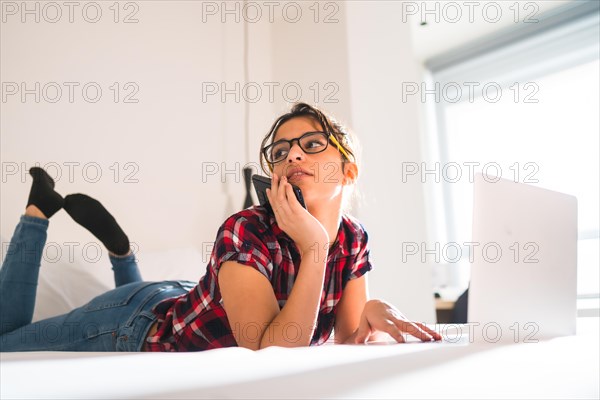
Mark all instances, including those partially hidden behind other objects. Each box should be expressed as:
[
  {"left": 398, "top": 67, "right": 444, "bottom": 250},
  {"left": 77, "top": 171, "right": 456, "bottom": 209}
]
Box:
[{"left": 0, "top": 215, "right": 193, "bottom": 352}]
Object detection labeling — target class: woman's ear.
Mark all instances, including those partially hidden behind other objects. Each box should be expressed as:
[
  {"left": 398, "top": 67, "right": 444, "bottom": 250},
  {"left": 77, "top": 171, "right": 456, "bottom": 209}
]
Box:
[{"left": 342, "top": 162, "right": 358, "bottom": 185}]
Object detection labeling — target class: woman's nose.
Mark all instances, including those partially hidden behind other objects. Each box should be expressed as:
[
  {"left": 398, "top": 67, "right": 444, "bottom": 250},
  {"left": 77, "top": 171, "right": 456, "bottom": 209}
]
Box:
[{"left": 286, "top": 143, "right": 305, "bottom": 162}]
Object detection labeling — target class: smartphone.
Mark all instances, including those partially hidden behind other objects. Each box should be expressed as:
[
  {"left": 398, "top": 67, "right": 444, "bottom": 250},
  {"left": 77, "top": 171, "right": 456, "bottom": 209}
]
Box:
[{"left": 252, "top": 174, "right": 306, "bottom": 213}]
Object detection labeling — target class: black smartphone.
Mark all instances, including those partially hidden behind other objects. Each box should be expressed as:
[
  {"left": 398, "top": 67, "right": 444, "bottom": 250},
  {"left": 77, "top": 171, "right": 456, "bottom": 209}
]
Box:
[{"left": 252, "top": 174, "right": 306, "bottom": 213}]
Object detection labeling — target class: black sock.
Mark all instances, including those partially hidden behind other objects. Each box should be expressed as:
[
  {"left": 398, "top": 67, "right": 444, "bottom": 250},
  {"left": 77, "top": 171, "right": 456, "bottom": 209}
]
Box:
[
  {"left": 64, "top": 194, "right": 130, "bottom": 256},
  {"left": 27, "top": 167, "right": 64, "bottom": 218}
]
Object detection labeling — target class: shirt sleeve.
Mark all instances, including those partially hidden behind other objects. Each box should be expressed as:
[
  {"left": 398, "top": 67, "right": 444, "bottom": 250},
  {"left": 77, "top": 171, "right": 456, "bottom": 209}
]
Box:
[
  {"left": 213, "top": 215, "right": 273, "bottom": 281},
  {"left": 349, "top": 226, "right": 373, "bottom": 280}
]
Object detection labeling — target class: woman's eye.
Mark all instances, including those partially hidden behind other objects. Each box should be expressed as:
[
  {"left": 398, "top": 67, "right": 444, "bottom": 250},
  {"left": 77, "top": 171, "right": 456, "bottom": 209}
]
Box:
[
  {"left": 273, "top": 148, "right": 288, "bottom": 159},
  {"left": 306, "top": 140, "right": 325, "bottom": 148}
]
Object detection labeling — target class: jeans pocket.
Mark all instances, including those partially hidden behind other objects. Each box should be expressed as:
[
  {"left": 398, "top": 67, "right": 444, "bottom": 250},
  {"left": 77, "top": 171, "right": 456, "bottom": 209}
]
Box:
[{"left": 82, "top": 282, "right": 158, "bottom": 312}]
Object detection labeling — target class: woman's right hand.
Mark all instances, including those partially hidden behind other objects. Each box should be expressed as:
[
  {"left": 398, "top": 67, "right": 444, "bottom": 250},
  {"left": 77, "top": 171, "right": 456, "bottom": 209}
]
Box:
[{"left": 266, "top": 172, "right": 329, "bottom": 261}]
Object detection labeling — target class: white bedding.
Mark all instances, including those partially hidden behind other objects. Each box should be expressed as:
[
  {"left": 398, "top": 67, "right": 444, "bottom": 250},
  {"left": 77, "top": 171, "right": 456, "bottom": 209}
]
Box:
[
  {"left": 1, "top": 246, "right": 598, "bottom": 399},
  {"left": 2, "top": 321, "right": 598, "bottom": 399}
]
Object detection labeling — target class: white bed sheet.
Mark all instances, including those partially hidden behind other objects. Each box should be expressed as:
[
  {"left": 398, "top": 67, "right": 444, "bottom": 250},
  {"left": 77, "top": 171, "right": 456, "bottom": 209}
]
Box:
[
  {"left": 1, "top": 246, "right": 598, "bottom": 398},
  {"left": 2, "top": 319, "right": 598, "bottom": 399}
]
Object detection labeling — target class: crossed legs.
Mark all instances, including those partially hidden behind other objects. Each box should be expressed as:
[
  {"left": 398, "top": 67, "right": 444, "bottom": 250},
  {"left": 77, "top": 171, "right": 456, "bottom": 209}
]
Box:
[{"left": 0, "top": 167, "right": 142, "bottom": 336}]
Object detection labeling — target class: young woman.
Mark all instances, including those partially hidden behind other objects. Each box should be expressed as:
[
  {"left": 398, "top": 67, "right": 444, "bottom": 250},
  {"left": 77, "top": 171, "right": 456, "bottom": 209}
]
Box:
[{"left": 0, "top": 103, "right": 441, "bottom": 352}]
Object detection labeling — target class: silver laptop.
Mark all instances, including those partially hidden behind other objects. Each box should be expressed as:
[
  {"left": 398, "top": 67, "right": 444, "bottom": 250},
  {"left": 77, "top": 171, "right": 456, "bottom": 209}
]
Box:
[{"left": 468, "top": 173, "right": 578, "bottom": 342}]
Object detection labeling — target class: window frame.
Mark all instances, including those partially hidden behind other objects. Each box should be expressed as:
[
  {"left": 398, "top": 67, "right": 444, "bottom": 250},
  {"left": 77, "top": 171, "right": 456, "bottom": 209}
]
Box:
[{"left": 423, "top": 0, "right": 600, "bottom": 298}]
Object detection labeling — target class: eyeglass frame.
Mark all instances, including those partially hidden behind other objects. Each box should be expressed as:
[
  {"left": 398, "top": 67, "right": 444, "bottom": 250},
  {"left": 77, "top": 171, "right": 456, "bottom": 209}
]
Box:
[{"left": 262, "top": 131, "right": 352, "bottom": 171}]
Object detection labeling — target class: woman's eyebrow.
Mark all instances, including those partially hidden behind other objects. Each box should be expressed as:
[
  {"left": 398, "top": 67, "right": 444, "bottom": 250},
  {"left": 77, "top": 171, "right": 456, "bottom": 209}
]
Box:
[{"left": 274, "top": 131, "right": 322, "bottom": 141}]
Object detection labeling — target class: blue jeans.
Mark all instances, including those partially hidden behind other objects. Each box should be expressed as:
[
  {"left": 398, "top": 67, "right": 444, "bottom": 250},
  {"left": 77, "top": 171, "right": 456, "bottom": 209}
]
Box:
[{"left": 0, "top": 215, "right": 193, "bottom": 352}]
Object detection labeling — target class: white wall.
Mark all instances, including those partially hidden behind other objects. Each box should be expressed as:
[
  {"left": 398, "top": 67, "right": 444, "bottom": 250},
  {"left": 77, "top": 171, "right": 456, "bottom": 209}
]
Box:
[
  {"left": 1, "top": 2, "right": 239, "bottom": 258},
  {"left": 1, "top": 1, "right": 435, "bottom": 322},
  {"left": 344, "top": 2, "right": 435, "bottom": 322}
]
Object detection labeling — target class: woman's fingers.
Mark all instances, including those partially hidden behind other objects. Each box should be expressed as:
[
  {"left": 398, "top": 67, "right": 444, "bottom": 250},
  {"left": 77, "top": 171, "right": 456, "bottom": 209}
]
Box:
[
  {"left": 358, "top": 300, "right": 441, "bottom": 344},
  {"left": 284, "top": 181, "right": 303, "bottom": 211},
  {"left": 378, "top": 320, "right": 406, "bottom": 343},
  {"left": 267, "top": 173, "right": 283, "bottom": 211},
  {"left": 267, "top": 173, "right": 293, "bottom": 217},
  {"left": 266, "top": 173, "right": 278, "bottom": 207},
  {"left": 414, "top": 322, "right": 443, "bottom": 341},
  {"left": 278, "top": 175, "right": 299, "bottom": 213},
  {"left": 394, "top": 319, "right": 435, "bottom": 342},
  {"left": 354, "top": 317, "right": 372, "bottom": 344},
  {"left": 276, "top": 175, "right": 288, "bottom": 201}
]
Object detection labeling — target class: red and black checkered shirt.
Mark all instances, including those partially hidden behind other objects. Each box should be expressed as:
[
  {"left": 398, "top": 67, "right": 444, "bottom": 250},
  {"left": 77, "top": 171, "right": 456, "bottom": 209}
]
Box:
[{"left": 144, "top": 205, "right": 373, "bottom": 352}]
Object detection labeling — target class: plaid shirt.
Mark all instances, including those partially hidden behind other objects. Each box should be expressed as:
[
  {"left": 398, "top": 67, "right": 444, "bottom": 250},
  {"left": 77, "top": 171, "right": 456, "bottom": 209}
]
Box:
[{"left": 145, "top": 205, "right": 373, "bottom": 352}]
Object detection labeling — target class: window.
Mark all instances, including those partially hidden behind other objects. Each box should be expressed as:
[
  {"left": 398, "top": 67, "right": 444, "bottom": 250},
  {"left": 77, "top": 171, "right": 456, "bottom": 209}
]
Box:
[{"left": 427, "top": 1, "right": 599, "bottom": 297}]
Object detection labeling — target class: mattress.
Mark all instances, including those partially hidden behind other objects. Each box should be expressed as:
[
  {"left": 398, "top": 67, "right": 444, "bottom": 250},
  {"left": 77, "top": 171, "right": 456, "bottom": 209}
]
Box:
[
  {"left": 1, "top": 246, "right": 598, "bottom": 399},
  {"left": 2, "top": 320, "right": 598, "bottom": 399}
]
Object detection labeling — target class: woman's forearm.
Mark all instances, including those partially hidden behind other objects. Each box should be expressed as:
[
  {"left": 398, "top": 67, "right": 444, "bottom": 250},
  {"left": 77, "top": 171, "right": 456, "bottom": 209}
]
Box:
[{"left": 259, "top": 250, "right": 326, "bottom": 349}]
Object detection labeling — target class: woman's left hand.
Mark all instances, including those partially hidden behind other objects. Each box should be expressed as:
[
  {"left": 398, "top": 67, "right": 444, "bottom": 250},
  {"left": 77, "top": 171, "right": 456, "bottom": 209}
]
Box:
[{"left": 353, "top": 299, "right": 443, "bottom": 343}]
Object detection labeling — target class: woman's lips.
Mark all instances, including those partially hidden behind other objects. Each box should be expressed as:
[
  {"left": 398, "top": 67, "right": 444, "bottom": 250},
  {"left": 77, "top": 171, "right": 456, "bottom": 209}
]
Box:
[{"left": 288, "top": 172, "right": 311, "bottom": 182}]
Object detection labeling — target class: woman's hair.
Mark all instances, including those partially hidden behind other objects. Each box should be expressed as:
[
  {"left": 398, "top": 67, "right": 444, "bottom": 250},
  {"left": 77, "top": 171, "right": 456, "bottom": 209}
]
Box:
[{"left": 259, "top": 102, "right": 361, "bottom": 213}]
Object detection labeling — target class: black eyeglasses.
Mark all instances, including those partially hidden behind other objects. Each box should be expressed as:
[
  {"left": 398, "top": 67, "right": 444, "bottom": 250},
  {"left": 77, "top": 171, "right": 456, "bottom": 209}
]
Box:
[{"left": 262, "top": 131, "right": 351, "bottom": 165}]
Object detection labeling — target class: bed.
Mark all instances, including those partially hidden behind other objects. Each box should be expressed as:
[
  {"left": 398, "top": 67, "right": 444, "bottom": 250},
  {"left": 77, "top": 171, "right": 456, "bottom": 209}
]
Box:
[{"left": 1, "top": 247, "right": 598, "bottom": 399}]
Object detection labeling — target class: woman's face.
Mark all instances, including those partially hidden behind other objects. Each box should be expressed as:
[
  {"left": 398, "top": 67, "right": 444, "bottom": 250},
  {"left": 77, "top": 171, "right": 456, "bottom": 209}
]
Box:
[{"left": 271, "top": 116, "right": 352, "bottom": 208}]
